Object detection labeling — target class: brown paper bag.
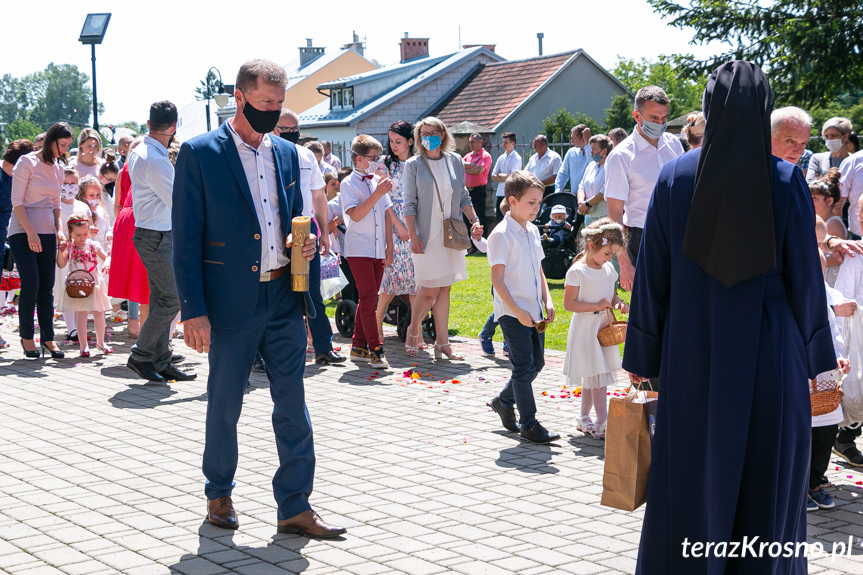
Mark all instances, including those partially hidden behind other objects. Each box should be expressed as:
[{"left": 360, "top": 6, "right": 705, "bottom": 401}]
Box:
[{"left": 600, "top": 390, "right": 658, "bottom": 511}]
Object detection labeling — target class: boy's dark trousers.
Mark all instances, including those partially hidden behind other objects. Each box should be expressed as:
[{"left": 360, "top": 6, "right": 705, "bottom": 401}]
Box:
[
  {"left": 497, "top": 315, "right": 545, "bottom": 426},
  {"left": 812, "top": 424, "right": 838, "bottom": 490}
]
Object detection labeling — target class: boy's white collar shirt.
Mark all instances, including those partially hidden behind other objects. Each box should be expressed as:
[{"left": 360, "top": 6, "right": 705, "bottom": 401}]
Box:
[
  {"left": 339, "top": 170, "right": 393, "bottom": 259},
  {"left": 487, "top": 212, "right": 545, "bottom": 322}
]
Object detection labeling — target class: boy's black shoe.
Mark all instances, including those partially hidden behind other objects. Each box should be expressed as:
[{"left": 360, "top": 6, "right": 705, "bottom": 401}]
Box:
[
  {"left": 520, "top": 421, "right": 560, "bottom": 444},
  {"left": 489, "top": 397, "right": 519, "bottom": 432}
]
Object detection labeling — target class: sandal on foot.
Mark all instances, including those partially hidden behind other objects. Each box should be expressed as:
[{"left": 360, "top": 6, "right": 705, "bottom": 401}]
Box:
[
  {"left": 405, "top": 332, "right": 422, "bottom": 357},
  {"left": 433, "top": 343, "right": 464, "bottom": 360}
]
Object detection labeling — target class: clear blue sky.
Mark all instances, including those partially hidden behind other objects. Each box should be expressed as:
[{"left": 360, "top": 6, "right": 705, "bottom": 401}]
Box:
[{"left": 4, "top": 0, "right": 725, "bottom": 124}]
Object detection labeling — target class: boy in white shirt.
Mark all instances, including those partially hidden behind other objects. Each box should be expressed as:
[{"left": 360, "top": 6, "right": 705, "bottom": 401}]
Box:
[
  {"left": 487, "top": 170, "right": 559, "bottom": 444},
  {"left": 340, "top": 135, "right": 394, "bottom": 368}
]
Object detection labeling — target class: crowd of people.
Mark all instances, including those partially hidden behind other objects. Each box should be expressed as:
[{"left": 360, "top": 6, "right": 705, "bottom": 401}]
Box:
[{"left": 2, "top": 57, "right": 863, "bottom": 568}]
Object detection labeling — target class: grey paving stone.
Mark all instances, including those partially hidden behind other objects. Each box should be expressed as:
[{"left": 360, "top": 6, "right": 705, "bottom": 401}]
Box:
[{"left": 1, "top": 319, "right": 862, "bottom": 573}]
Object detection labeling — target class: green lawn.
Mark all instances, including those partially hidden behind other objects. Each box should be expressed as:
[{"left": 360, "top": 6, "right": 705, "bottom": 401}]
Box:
[{"left": 326, "top": 254, "right": 630, "bottom": 353}]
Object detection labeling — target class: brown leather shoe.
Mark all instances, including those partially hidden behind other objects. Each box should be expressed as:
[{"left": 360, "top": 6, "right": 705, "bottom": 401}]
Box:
[
  {"left": 207, "top": 496, "right": 239, "bottom": 530},
  {"left": 276, "top": 509, "right": 346, "bottom": 538}
]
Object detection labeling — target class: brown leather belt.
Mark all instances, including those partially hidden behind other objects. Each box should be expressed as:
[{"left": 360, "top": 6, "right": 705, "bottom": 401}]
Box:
[{"left": 260, "top": 264, "right": 289, "bottom": 282}]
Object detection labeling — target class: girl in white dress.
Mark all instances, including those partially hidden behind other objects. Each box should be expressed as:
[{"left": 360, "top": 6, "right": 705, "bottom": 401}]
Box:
[
  {"left": 55, "top": 167, "right": 90, "bottom": 341},
  {"left": 56, "top": 214, "right": 112, "bottom": 357},
  {"left": 563, "top": 218, "right": 628, "bottom": 438}
]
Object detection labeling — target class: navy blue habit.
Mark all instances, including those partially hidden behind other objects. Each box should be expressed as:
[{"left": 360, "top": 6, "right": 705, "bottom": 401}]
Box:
[{"left": 623, "top": 150, "right": 837, "bottom": 573}]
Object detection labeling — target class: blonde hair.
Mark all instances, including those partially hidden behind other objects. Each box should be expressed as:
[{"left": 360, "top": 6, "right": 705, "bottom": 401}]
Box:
[
  {"left": 576, "top": 217, "right": 626, "bottom": 261},
  {"left": 306, "top": 141, "right": 324, "bottom": 155},
  {"left": 412, "top": 116, "right": 455, "bottom": 156},
  {"left": 77, "top": 175, "right": 104, "bottom": 207},
  {"left": 683, "top": 112, "right": 705, "bottom": 148},
  {"left": 77, "top": 128, "right": 102, "bottom": 152},
  {"left": 350, "top": 134, "right": 383, "bottom": 161}
]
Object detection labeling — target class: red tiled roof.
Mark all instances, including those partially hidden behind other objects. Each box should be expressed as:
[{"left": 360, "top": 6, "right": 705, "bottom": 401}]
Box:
[{"left": 432, "top": 51, "right": 577, "bottom": 130}]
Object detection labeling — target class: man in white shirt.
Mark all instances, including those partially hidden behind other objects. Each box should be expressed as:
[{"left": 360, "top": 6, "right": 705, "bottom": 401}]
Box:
[
  {"left": 272, "top": 110, "right": 344, "bottom": 365},
  {"left": 321, "top": 141, "right": 342, "bottom": 172},
  {"left": 491, "top": 132, "right": 522, "bottom": 222},
  {"left": 525, "top": 135, "right": 562, "bottom": 196},
  {"left": 127, "top": 100, "right": 194, "bottom": 384},
  {"left": 605, "top": 85, "right": 684, "bottom": 291},
  {"left": 554, "top": 124, "right": 592, "bottom": 193}
]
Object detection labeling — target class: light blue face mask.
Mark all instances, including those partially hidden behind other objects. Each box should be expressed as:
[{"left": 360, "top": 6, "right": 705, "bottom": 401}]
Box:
[
  {"left": 421, "top": 134, "right": 441, "bottom": 152},
  {"left": 639, "top": 118, "right": 668, "bottom": 139},
  {"left": 592, "top": 152, "right": 602, "bottom": 163}
]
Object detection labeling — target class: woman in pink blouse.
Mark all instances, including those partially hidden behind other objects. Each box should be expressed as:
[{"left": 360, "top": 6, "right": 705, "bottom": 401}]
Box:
[{"left": 8, "top": 122, "right": 72, "bottom": 359}]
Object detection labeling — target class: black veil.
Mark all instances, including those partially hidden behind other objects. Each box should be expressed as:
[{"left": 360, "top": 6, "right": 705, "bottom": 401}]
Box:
[{"left": 681, "top": 61, "right": 775, "bottom": 288}]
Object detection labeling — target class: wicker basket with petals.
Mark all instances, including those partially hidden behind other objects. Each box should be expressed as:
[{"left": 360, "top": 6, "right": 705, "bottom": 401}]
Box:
[{"left": 597, "top": 309, "right": 627, "bottom": 347}]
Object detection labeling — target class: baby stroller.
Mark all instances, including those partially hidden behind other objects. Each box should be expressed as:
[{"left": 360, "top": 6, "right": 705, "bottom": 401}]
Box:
[
  {"left": 533, "top": 192, "right": 583, "bottom": 280},
  {"left": 334, "top": 271, "right": 436, "bottom": 341}
]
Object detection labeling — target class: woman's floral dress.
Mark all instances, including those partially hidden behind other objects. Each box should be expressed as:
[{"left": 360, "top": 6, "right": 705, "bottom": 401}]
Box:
[{"left": 379, "top": 159, "right": 418, "bottom": 295}]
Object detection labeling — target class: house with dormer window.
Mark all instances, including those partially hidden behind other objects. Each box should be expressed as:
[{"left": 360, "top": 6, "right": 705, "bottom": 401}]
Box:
[{"left": 298, "top": 35, "right": 504, "bottom": 143}]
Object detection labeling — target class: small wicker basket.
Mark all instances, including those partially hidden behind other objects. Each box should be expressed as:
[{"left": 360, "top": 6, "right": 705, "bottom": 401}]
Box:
[
  {"left": 65, "top": 269, "right": 95, "bottom": 299},
  {"left": 810, "top": 370, "right": 843, "bottom": 417},
  {"left": 597, "top": 308, "right": 627, "bottom": 347}
]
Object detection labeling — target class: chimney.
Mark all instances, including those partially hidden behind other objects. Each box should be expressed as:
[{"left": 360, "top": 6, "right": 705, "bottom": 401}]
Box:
[
  {"left": 341, "top": 30, "right": 365, "bottom": 57},
  {"left": 400, "top": 33, "right": 429, "bottom": 63},
  {"left": 463, "top": 44, "right": 496, "bottom": 53},
  {"left": 537, "top": 33, "right": 544, "bottom": 56},
  {"left": 299, "top": 38, "right": 325, "bottom": 67}
]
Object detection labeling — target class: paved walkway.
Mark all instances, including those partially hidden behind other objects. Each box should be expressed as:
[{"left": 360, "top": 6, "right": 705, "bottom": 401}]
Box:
[{"left": 1, "top": 311, "right": 863, "bottom": 574}]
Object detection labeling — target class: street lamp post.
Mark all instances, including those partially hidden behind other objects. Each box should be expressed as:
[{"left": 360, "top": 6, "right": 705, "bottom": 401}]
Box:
[
  {"left": 79, "top": 13, "right": 111, "bottom": 132},
  {"left": 204, "top": 67, "right": 233, "bottom": 132}
]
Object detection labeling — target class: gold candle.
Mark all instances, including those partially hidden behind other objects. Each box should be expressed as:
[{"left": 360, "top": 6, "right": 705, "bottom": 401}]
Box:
[{"left": 291, "top": 216, "right": 311, "bottom": 292}]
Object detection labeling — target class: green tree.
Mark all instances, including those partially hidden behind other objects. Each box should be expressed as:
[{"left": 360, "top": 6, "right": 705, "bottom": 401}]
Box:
[
  {"left": 25, "top": 63, "right": 94, "bottom": 128},
  {"left": 5, "top": 118, "right": 41, "bottom": 142},
  {"left": 647, "top": 0, "right": 863, "bottom": 105},
  {"left": 612, "top": 56, "right": 707, "bottom": 121},
  {"left": 0, "top": 64, "right": 95, "bottom": 130},
  {"left": 542, "top": 107, "right": 577, "bottom": 144},
  {"left": 807, "top": 100, "right": 863, "bottom": 151},
  {"left": 603, "top": 94, "right": 636, "bottom": 132},
  {"left": 0, "top": 74, "right": 27, "bottom": 124}
]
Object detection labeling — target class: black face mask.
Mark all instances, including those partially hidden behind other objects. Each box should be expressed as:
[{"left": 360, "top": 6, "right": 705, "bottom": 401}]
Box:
[
  {"left": 279, "top": 131, "right": 300, "bottom": 144},
  {"left": 242, "top": 98, "right": 280, "bottom": 134}
]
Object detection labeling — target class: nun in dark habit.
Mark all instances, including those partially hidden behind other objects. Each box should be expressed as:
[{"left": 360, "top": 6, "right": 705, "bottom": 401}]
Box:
[{"left": 623, "top": 61, "right": 838, "bottom": 573}]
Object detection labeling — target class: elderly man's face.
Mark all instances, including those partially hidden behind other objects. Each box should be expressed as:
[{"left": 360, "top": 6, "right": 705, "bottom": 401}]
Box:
[
  {"left": 772, "top": 122, "right": 811, "bottom": 164},
  {"left": 469, "top": 137, "right": 483, "bottom": 153},
  {"left": 533, "top": 138, "right": 547, "bottom": 155}
]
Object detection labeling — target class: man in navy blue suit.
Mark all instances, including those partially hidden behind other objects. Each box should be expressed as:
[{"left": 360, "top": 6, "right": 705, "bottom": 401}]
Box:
[{"left": 172, "top": 59, "right": 345, "bottom": 538}]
